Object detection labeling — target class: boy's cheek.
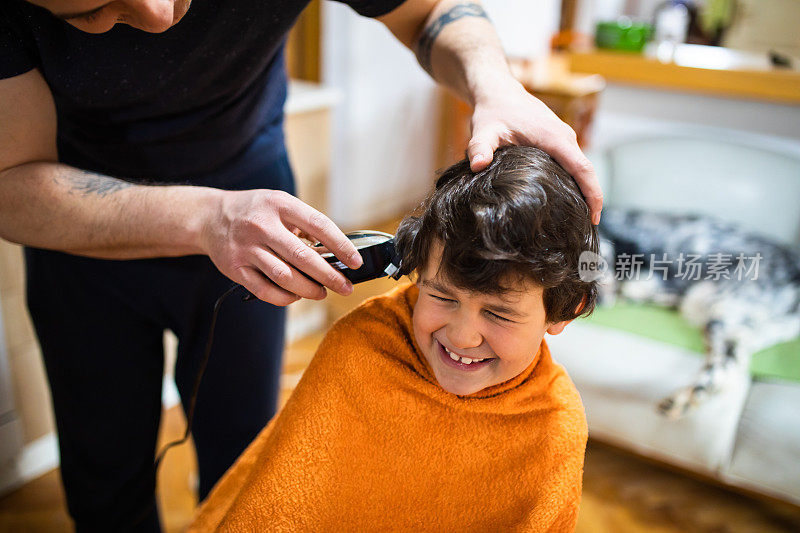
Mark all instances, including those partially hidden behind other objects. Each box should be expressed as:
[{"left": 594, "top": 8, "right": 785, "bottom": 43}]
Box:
[
  {"left": 493, "top": 336, "right": 543, "bottom": 370},
  {"left": 411, "top": 306, "right": 438, "bottom": 352},
  {"left": 414, "top": 303, "right": 447, "bottom": 335},
  {"left": 493, "top": 351, "right": 534, "bottom": 380}
]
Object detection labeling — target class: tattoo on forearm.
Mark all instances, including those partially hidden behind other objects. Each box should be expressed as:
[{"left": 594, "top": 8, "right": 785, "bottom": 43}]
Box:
[
  {"left": 63, "top": 170, "right": 133, "bottom": 197},
  {"left": 416, "top": 2, "right": 489, "bottom": 74}
]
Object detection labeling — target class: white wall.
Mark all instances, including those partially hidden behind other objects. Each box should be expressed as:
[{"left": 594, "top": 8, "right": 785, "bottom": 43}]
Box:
[
  {"left": 322, "top": 2, "right": 437, "bottom": 229},
  {"left": 321, "top": 0, "right": 560, "bottom": 229},
  {"left": 483, "top": 0, "right": 560, "bottom": 59}
]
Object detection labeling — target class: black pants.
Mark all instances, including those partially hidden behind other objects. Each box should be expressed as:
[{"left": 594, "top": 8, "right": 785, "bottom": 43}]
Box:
[{"left": 24, "top": 135, "right": 295, "bottom": 532}]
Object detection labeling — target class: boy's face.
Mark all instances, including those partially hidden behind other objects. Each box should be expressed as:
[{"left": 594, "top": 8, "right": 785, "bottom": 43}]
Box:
[{"left": 413, "top": 244, "right": 572, "bottom": 396}]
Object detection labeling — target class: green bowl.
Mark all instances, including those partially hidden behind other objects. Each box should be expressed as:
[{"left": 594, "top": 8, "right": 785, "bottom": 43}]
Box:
[{"left": 595, "top": 19, "right": 653, "bottom": 53}]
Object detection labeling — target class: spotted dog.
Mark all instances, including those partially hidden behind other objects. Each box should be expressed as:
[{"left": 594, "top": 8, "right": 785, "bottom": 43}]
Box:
[{"left": 596, "top": 208, "right": 800, "bottom": 419}]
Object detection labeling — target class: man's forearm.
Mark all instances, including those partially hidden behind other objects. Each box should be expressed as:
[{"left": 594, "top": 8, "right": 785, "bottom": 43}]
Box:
[
  {"left": 414, "top": 1, "right": 518, "bottom": 107},
  {"left": 0, "top": 161, "right": 220, "bottom": 259}
]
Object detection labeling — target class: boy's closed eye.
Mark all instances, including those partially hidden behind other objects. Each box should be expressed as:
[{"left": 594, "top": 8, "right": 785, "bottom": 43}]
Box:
[{"left": 428, "top": 293, "right": 518, "bottom": 324}]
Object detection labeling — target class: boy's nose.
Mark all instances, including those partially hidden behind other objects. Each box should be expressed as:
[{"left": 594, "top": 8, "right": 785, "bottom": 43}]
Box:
[{"left": 445, "top": 316, "right": 483, "bottom": 350}]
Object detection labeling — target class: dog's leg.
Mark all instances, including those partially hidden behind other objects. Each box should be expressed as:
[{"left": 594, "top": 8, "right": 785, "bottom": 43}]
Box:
[
  {"left": 658, "top": 352, "right": 743, "bottom": 419},
  {"left": 658, "top": 316, "right": 751, "bottom": 420},
  {"left": 661, "top": 284, "right": 800, "bottom": 419},
  {"left": 657, "top": 286, "right": 736, "bottom": 419}
]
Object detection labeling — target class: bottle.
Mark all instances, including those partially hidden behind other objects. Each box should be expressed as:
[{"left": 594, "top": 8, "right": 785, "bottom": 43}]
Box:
[{"left": 653, "top": 0, "right": 690, "bottom": 61}]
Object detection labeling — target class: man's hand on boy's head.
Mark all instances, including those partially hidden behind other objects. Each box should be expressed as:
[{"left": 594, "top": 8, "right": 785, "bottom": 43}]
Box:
[{"left": 466, "top": 80, "right": 604, "bottom": 225}]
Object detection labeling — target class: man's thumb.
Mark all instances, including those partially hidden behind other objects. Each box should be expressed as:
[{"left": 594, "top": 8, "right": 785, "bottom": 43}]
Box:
[{"left": 467, "top": 135, "right": 495, "bottom": 172}]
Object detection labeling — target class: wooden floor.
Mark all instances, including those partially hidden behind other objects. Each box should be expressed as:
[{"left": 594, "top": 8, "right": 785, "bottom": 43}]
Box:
[{"left": 2, "top": 277, "right": 800, "bottom": 532}]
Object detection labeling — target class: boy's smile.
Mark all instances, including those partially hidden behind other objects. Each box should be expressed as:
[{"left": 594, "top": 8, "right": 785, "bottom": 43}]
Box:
[
  {"left": 412, "top": 244, "right": 572, "bottom": 396},
  {"left": 438, "top": 341, "right": 494, "bottom": 368}
]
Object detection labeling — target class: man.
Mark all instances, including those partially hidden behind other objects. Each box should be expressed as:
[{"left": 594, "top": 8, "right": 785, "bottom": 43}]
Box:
[{"left": 0, "top": 0, "right": 603, "bottom": 530}]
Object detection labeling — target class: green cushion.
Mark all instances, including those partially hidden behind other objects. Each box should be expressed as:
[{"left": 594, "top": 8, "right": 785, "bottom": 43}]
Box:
[{"left": 581, "top": 303, "right": 800, "bottom": 383}]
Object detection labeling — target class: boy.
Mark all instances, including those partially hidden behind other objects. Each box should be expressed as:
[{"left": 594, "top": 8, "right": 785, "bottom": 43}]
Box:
[{"left": 190, "top": 146, "right": 598, "bottom": 532}]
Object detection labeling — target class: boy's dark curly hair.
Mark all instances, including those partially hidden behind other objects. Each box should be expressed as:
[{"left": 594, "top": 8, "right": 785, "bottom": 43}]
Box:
[{"left": 395, "top": 146, "right": 598, "bottom": 323}]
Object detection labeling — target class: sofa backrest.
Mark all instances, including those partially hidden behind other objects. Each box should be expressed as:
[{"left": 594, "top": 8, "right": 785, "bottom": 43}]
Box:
[{"left": 590, "top": 131, "right": 800, "bottom": 246}]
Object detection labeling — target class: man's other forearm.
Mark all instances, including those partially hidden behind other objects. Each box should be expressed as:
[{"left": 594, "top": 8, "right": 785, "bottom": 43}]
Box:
[
  {"left": 0, "top": 161, "right": 220, "bottom": 259},
  {"left": 415, "top": 1, "right": 518, "bottom": 106}
]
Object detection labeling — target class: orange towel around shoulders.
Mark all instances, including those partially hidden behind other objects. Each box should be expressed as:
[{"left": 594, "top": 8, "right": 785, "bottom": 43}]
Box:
[{"left": 190, "top": 282, "right": 588, "bottom": 532}]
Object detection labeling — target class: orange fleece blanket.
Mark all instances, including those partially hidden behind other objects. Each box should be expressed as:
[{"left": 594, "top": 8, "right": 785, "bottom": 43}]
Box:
[{"left": 190, "top": 283, "right": 587, "bottom": 532}]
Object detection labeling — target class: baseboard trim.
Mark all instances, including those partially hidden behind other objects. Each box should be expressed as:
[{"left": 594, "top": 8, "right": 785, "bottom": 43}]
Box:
[{"left": 0, "top": 432, "right": 59, "bottom": 497}]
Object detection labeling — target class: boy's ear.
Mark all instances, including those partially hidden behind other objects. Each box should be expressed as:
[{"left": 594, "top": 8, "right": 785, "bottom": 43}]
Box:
[
  {"left": 546, "top": 319, "right": 572, "bottom": 335},
  {"left": 546, "top": 296, "right": 587, "bottom": 335},
  {"left": 574, "top": 295, "right": 588, "bottom": 314}
]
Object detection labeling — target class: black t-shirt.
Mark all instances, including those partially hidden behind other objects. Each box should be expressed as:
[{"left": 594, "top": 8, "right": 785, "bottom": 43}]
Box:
[{"left": 0, "top": 0, "right": 404, "bottom": 181}]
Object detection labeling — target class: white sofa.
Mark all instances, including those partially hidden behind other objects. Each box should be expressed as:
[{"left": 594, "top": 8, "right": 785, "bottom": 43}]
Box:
[{"left": 546, "top": 128, "right": 800, "bottom": 505}]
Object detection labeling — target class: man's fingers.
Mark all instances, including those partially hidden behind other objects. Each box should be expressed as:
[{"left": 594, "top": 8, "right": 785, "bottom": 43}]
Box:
[
  {"left": 546, "top": 140, "right": 604, "bottom": 225},
  {"left": 587, "top": 195, "right": 604, "bottom": 226},
  {"left": 291, "top": 227, "right": 315, "bottom": 244},
  {"left": 237, "top": 266, "right": 301, "bottom": 307},
  {"left": 278, "top": 194, "right": 362, "bottom": 270},
  {"left": 267, "top": 227, "right": 354, "bottom": 296},
  {"left": 250, "top": 247, "right": 328, "bottom": 300},
  {"left": 467, "top": 130, "right": 499, "bottom": 172}
]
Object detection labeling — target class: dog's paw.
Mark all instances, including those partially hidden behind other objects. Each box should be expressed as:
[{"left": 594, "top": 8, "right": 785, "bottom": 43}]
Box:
[{"left": 657, "top": 387, "right": 696, "bottom": 420}]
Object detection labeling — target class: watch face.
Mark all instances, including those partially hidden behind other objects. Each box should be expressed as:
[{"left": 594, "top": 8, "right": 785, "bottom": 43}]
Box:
[{"left": 313, "top": 231, "right": 399, "bottom": 284}]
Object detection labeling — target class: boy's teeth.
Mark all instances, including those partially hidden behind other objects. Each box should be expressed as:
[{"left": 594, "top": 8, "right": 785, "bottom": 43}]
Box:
[{"left": 443, "top": 344, "right": 485, "bottom": 364}]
